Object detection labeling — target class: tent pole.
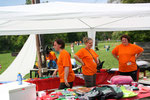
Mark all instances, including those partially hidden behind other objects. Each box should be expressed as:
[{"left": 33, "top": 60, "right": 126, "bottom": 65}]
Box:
[
  {"left": 35, "top": 34, "right": 42, "bottom": 77},
  {"left": 32, "top": 0, "right": 42, "bottom": 77},
  {"left": 88, "top": 29, "right": 96, "bottom": 50}
]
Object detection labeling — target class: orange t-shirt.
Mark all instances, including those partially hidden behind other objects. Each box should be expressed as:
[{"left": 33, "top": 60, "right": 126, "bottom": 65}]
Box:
[
  {"left": 35, "top": 62, "right": 38, "bottom": 67},
  {"left": 75, "top": 48, "right": 98, "bottom": 75},
  {"left": 112, "top": 43, "right": 144, "bottom": 72},
  {"left": 57, "top": 49, "right": 75, "bottom": 83},
  {"left": 46, "top": 51, "right": 57, "bottom": 61}
]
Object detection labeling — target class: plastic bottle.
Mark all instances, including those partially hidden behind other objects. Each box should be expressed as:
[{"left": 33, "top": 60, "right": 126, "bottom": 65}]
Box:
[{"left": 17, "top": 73, "right": 22, "bottom": 85}]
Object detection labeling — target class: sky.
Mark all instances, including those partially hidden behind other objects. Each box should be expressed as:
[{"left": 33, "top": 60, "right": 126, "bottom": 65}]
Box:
[{"left": 0, "top": 0, "right": 107, "bottom": 6}]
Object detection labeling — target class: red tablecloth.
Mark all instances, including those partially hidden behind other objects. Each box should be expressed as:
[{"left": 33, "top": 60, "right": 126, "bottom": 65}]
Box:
[
  {"left": 96, "top": 70, "right": 119, "bottom": 84},
  {"left": 27, "top": 70, "right": 119, "bottom": 91},
  {"left": 27, "top": 77, "right": 60, "bottom": 91},
  {"left": 27, "top": 69, "right": 150, "bottom": 100},
  {"left": 107, "top": 92, "right": 150, "bottom": 100},
  {"left": 27, "top": 77, "right": 84, "bottom": 91}
]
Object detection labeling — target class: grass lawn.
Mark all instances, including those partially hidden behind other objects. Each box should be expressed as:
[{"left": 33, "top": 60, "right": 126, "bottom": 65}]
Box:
[
  {"left": 0, "top": 41, "right": 149, "bottom": 79},
  {"left": 0, "top": 53, "right": 15, "bottom": 74}
]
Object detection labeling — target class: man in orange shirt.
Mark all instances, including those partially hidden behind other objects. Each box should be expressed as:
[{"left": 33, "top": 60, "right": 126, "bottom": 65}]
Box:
[
  {"left": 112, "top": 35, "right": 144, "bottom": 81},
  {"left": 74, "top": 37, "right": 99, "bottom": 87},
  {"left": 52, "top": 39, "right": 75, "bottom": 89}
]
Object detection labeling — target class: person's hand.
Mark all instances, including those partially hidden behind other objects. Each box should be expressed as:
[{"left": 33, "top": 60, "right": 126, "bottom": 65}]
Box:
[
  {"left": 81, "top": 62, "right": 85, "bottom": 66},
  {"left": 65, "top": 80, "right": 70, "bottom": 87},
  {"left": 52, "top": 70, "right": 57, "bottom": 78}
]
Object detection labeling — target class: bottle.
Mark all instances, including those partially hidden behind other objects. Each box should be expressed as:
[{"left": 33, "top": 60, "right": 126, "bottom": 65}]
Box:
[{"left": 17, "top": 73, "right": 22, "bottom": 85}]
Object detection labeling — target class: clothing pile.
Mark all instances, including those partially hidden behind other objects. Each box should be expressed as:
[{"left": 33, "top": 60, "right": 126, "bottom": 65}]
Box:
[{"left": 38, "top": 85, "right": 138, "bottom": 100}]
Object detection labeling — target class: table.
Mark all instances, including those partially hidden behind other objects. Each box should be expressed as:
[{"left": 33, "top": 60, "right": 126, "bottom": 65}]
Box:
[
  {"left": 107, "top": 92, "right": 150, "bottom": 100},
  {"left": 30, "top": 68, "right": 56, "bottom": 78},
  {"left": 27, "top": 69, "right": 150, "bottom": 100},
  {"left": 0, "top": 81, "right": 36, "bottom": 100},
  {"left": 27, "top": 69, "right": 119, "bottom": 91},
  {"left": 30, "top": 66, "right": 82, "bottom": 78}
]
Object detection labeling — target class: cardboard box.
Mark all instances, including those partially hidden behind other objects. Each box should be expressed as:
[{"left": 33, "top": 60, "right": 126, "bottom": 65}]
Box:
[{"left": 0, "top": 81, "right": 36, "bottom": 100}]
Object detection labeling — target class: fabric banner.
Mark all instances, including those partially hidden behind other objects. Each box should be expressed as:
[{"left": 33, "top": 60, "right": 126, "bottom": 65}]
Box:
[{"left": 0, "top": 35, "right": 36, "bottom": 82}]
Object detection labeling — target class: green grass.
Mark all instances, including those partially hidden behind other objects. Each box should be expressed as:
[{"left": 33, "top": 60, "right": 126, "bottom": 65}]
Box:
[{"left": 0, "top": 53, "right": 15, "bottom": 74}]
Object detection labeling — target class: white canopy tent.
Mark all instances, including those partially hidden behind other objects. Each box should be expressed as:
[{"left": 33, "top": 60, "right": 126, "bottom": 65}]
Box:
[
  {"left": 0, "top": 2, "right": 150, "bottom": 81},
  {"left": 0, "top": 2, "right": 150, "bottom": 46}
]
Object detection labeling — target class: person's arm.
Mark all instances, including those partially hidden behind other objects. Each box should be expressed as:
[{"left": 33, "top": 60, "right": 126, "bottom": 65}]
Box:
[
  {"left": 112, "top": 54, "right": 119, "bottom": 61},
  {"left": 135, "top": 52, "right": 143, "bottom": 60},
  {"left": 74, "top": 55, "right": 84, "bottom": 66},
  {"left": 64, "top": 67, "right": 70, "bottom": 87},
  {"left": 52, "top": 69, "right": 58, "bottom": 77},
  {"left": 96, "top": 57, "right": 100, "bottom": 64}
]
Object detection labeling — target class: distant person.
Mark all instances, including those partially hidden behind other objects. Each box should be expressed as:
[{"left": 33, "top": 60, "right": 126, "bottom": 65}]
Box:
[
  {"left": 69, "top": 53, "right": 77, "bottom": 68},
  {"left": 112, "top": 35, "right": 144, "bottom": 81},
  {"left": 74, "top": 37, "right": 99, "bottom": 87},
  {"left": 52, "top": 39, "right": 75, "bottom": 89},
  {"left": 74, "top": 41, "right": 77, "bottom": 45},
  {"left": 70, "top": 43, "right": 74, "bottom": 54},
  {"left": 77, "top": 41, "right": 79, "bottom": 46},
  {"left": 105, "top": 45, "right": 110, "bottom": 52},
  {"left": 71, "top": 58, "right": 77, "bottom": 68},
  {"left": 79, "top": 41, "right": 82, "bottom": 45}
]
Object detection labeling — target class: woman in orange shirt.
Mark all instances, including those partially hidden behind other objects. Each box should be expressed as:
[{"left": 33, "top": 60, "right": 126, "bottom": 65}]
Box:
[
  {"left": 52, "top": 39, "right": 75, "bottom": 89},
  {"left": 74, "top": 37, "right": 99, "bottom": 87},
  {"left": 112, "top": 35, "right": 144, "bottom": 81}
]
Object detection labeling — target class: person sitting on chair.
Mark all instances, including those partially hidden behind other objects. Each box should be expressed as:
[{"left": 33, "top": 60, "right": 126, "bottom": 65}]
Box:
[{"left": 45, "top": 48, "right": 57, "bottom": 69}]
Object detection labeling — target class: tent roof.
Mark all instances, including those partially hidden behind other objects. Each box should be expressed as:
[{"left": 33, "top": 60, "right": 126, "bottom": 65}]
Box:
[{"left": 0, "top": 2, "right": 150, "bottom": 35}]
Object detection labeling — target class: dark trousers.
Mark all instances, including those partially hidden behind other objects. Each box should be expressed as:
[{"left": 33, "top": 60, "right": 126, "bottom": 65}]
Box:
[
  {"left": 119, "top": 70, "right": 137, "bottom": 81},
  {"left": 83, "top": 74, "right": 96, "bottom": 87},
  {"left": 59, "top": 82, "right": 73, "bottom": 89}
]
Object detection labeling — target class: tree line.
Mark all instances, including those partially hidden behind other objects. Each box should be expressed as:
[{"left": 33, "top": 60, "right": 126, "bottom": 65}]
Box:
[{"left": 0, "top": 0, "right": 149, "bottom": 52}]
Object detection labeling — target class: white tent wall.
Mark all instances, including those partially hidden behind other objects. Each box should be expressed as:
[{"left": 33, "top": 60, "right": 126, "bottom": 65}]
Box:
[
  {"left": 88, "top": 29, "right": 96, "bottom": 50},
  {"left": 0, "top": 2, "right": 150, "bottom": 35},
  {"left": 0, "top": 35, "right": 36, "bottom": 82}
]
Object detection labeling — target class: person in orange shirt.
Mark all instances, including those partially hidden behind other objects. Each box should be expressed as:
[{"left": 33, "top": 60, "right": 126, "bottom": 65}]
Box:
[
  {"left": 74, "top": 37, "right": 99, "bottom": 87},
  {"left": 52, "top": 39, "right": 75, "bottom": 89},
  {"left": 45, "top": 48, "right": 57, "bottom": 69},
  {"left": 112, "top": 35, "right": 144, "bottom": 81},
  {"left": 46, "top": 48, "right": 57, "bottom": 61}
]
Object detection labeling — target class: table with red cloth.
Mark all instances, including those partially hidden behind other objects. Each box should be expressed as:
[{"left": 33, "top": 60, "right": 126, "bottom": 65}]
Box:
[
  {"left": 27, "top": 69, "right": 150, "bottom": 100},
  {"left": 27, "top": 69, "right": 119, "bottom": 91},
  {"left": 107, "top": 92, "right": 150, "bottom": 100}
]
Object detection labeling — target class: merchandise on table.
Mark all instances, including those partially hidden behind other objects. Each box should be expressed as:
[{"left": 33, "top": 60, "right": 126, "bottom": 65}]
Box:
[
  {"left": 38, "top": 83, "right": 150, "bottom": 100},
  {"left": 110, "top": 75, "right": 133, "bottom": 85}
]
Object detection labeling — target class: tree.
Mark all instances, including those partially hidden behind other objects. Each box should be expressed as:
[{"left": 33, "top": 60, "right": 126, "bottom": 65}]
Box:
[
  {"left": 0, "top": 35, "right": 28, "bottom": 52},
  {"left": 121, "top": 0, "right": 150, "bottom": 3},
  {"left": 112, "top": 32, "right": 124, "bottom": 40},
  {"left": 26, "top": 0, "right": 31, "bottom": 4},
  {"left": 111, "top": 31, "right": 150, "bottom": 43},
  {"left": 96, "top": 32, "right": 113, "bottom": 41}
]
